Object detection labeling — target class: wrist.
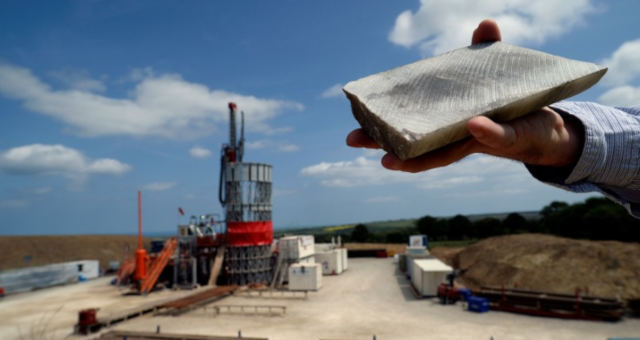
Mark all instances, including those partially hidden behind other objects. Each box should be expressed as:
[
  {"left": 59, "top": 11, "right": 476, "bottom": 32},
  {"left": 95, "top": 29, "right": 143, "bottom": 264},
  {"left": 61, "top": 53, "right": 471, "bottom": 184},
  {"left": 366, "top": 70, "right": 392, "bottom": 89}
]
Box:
[{"left": 553, "top": 108, "right": 585, "bottom": 168}]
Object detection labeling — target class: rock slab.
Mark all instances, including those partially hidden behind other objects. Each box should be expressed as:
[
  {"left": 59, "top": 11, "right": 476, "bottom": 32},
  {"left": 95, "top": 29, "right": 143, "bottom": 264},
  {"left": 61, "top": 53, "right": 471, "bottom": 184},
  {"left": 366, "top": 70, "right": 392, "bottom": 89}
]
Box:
[{"left": 344, "top": 42, "right": 607, "bottom": 160}]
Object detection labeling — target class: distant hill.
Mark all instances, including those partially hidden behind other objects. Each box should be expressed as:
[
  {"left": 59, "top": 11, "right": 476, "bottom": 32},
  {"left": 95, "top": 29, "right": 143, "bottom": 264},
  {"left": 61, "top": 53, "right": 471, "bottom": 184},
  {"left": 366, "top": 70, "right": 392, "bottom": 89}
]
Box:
[{"left": 275, "top": 211, "right": 541, "bottom": 237}]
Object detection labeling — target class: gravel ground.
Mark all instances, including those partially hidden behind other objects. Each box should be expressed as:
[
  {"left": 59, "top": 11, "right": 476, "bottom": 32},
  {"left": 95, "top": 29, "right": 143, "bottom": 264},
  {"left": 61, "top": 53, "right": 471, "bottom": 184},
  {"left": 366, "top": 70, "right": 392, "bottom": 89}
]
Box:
[
  {"left": 0, "top": 277, "right": 192, "bottom": 340},
  {"left": 112, "top": 258, "right": 640, "bottom": 340}
]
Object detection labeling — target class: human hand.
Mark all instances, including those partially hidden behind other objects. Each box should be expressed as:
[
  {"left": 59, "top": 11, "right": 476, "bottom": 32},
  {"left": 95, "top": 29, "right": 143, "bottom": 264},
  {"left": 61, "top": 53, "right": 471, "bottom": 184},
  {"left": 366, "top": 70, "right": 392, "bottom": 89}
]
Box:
[{"left": 346, "top": 19, "right": 584, "bottom": 173}]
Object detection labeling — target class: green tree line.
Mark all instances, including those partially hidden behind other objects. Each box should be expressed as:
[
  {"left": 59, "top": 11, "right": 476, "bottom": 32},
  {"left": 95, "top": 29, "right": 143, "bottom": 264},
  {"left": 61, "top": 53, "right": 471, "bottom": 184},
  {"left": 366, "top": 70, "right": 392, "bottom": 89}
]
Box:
[{"left": 316, "top": 197, "right": 640, "bottom": 243}]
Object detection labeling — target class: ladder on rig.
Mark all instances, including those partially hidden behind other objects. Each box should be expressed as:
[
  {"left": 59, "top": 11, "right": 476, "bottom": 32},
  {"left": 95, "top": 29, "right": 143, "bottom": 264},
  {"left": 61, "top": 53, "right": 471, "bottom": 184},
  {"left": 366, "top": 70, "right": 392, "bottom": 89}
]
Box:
[
  {"left": 140, "top": 237, "right": 177, "bottom": 294},
  {"left": 270, "top": 253, "right": 288, "bottom": 289},
  {"left": 207, "top": 245, "right": 226, "bottom": 286}
]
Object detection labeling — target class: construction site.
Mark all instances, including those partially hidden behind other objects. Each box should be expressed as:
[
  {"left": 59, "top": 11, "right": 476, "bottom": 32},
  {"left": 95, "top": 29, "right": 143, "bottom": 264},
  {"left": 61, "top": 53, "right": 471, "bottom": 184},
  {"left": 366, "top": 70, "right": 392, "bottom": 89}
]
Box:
[{"left": 1, "top": 103, "right": 640, "bottom": 340}]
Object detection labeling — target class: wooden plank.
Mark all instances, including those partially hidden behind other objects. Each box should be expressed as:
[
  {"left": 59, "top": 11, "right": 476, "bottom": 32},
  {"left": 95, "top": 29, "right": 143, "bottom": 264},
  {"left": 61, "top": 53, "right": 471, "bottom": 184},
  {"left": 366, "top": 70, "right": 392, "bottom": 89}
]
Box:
[
  {"left": 344, "top": 41, "right": 607, "bottom": 160},
  {"left": 159, "top": 285, "right": 238, "bottom": 315},
  {"left": 207, "top": 245, "right": 225, "bottom": 286}
]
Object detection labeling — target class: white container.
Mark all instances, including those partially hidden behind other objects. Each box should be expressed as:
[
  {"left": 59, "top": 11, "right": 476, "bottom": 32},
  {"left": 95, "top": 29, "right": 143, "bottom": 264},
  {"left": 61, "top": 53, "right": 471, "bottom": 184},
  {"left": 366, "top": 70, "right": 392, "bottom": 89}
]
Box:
[
  {"left": 315, "top": 249, "right": 343, "bottom": 275},
  {"left": 340, "top": 248, "right": 348, "bottom": 271},
  {"left": 411, "top": 259, "right": 452, "bottom": 297},
  {"left": 0, "top": 259, "right": 99, "bottom": 294},
  {"left": 279, "top": 235, "right": 315, "bottom": 260},
  {"left": 299, "top": 256, "right": 315, "bottom": 264},
  {"left": 405, "top": 253, "right": 432, "bottom": 280},
  {"left": 315, "top": 243, "right": 335, "bottom": 252},
  {"left": 288, "top": 263, "right": 322, "bottom": 291}
]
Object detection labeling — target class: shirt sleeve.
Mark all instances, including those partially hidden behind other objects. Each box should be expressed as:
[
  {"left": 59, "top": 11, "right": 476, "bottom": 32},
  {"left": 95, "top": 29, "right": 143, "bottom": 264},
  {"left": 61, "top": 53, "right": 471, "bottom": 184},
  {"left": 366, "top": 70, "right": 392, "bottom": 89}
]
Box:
[{"left": 525, "top": 101, "right": 640, "bottom": 217}]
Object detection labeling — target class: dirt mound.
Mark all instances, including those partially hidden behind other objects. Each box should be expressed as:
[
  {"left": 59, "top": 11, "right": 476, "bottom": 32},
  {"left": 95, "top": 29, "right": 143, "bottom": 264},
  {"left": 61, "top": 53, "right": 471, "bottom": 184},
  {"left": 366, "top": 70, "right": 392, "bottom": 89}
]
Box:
[
  {"left": 344, "top": 242, "right": 406, "bottom": 255},
  {"left": 0, "top": 235, "right": 152, "bottom": 271},
  {"left": 433, "top": 234, "right": 640, "bottom": 300},
  {"left": 429, "top": 246, "right": 464, "bottom": 265}
]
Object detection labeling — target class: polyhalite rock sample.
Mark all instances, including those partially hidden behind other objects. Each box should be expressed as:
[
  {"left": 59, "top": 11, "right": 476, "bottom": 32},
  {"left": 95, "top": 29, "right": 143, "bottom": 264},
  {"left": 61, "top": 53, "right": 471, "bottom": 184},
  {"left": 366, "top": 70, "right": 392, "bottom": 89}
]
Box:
[{"left": 343, "top": 42, "right": 607, "bottom": 160}]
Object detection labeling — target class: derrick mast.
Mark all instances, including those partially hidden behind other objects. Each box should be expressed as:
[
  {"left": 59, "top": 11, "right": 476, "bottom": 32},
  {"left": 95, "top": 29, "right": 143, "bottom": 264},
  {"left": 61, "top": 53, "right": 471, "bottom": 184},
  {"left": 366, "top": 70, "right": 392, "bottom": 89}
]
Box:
[{"left": 219, "top": 102, "right": 273, "bottom": 285}]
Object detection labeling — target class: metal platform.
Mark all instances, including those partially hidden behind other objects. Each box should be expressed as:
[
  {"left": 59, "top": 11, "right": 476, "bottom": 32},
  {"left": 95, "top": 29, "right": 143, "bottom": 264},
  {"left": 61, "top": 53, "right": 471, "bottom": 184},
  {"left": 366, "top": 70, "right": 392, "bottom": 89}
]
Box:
[
  {"left": 77, "top": 286, "right": 239, "bottom": 334},
  {"left": 97, "top": 330, "right": 267, "bottom": 340}
]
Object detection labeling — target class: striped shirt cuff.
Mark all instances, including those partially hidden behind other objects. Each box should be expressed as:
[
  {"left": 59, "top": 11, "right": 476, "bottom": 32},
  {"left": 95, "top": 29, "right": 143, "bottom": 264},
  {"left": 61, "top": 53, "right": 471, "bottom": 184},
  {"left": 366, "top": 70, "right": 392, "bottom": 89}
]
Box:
[{"left": 526, "top": 101, "right": 640, "bottom": 217}]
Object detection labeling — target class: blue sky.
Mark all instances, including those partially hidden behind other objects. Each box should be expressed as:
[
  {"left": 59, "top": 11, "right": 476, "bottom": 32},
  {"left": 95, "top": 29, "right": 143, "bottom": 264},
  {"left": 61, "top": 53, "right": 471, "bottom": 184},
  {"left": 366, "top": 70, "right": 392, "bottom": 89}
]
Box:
[{"left": 1, "top": 1, "right": 639, "bottom": 235}]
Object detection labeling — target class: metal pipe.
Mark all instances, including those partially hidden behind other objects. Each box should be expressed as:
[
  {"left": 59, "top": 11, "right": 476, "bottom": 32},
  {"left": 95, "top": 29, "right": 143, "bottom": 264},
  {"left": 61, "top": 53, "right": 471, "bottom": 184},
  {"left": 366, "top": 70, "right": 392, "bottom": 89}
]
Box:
[
  {"left": 229, "top": 102, "right": 237, "bottom": 151},
  {"left": 138, "top": 191, "right": 142, "bottom": 250}
]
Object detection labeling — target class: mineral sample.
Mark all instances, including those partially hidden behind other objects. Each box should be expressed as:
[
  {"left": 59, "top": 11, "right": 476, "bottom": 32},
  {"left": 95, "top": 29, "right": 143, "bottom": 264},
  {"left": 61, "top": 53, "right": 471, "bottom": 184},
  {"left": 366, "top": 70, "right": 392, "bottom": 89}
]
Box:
[{"left": 343, "top": 42, "right": 607, "bottom": 160}]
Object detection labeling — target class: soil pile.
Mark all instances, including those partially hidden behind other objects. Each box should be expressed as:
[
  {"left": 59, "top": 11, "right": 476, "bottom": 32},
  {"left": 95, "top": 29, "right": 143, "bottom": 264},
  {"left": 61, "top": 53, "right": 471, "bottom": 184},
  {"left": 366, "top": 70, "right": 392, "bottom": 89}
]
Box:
[
  {"left": 431, "top": 234, "right": 640, "bottom": 300},
  {"left": 344, "top": 242, "right": 406, "bottom": 255},
  {"left": 0, "top": 235, "right": 152, "bottom": 271}
]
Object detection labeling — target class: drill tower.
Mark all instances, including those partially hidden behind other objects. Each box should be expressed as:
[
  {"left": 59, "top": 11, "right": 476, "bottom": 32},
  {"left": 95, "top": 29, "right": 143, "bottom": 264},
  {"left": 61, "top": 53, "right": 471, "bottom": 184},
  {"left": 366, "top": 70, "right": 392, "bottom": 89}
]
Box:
[{"left": 219, "top": 102, "right": 273, "bottom": 285}]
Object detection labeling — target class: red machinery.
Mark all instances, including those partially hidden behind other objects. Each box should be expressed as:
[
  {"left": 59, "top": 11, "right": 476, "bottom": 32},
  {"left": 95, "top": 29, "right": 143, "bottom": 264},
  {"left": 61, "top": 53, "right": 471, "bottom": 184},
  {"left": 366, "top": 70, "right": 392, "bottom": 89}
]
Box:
[
  {"left": 437, "top": 270, "right": 464, "bottom": 304},
  {"left": 77, "top": 308, "right": 98, "bottom": 334}
]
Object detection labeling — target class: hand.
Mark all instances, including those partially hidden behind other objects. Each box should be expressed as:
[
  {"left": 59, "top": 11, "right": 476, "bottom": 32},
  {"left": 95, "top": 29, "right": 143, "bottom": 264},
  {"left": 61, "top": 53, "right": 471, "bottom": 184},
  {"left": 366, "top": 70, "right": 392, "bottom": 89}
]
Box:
[{"left": 346, "top": 19, "right": 584, "bottom": 173}]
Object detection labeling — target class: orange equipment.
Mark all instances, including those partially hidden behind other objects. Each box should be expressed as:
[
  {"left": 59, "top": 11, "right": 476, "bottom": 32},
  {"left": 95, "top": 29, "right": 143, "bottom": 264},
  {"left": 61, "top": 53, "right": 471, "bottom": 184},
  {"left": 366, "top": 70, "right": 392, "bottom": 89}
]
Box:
[
  {"left": 139, "top": 237, "right": 178, "bottom": 294},
  {"left": 134, "top": 190, "right": 148, "bottom": 281}
]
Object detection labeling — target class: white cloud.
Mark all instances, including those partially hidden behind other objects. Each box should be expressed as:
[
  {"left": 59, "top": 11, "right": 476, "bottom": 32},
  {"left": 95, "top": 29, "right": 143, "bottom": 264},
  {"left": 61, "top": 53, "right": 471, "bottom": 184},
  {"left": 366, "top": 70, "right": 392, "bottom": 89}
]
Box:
[
  {"left": 0, "top": 144, "right": 131, "bottom": 177},
  {"left": 596, "top": 39, "right": 640, "bottom": 107},
  {"left": 301, "top": 156, "right": 412, "bottom": 187},
  {"left": 321, "top": 83, "right": 344, "bottom": 98},
  {"left": 421, "top": 176, "right": 483, "bottom": 189},
  {"left": 598, "top": 86, "right": 640, "bottom": 107},
  {"left": 388, "top": 0, "right": 596, "bottom": 55},
  {"left": 86, "top": 159, "right": 131, "bottom": 174},
  {"left": 49, "top": 69, "right": 106, "bottom": 92},
  {"left": 0, "top": 63, "right": 303, "bottom": 139},
  {"left": 246, "top": 139, "right": 300, "bottom": 152},
  {"left": 365, "top": 196, "right": 400, "bottom": 203},
  {"left": 0, "top": 199, "right": 29, "bottom": 208},
  {"left": 127, "top": 67, "right": 154, "bottom": 82},
  {"left": 189, "top": 146, "right": 212, "bottom": 159},
  {"left": 143, "top": 182, "right": 176, "bottom": 191},
  {"left": 600, "top": 39, "right": 640, "bottom": 87},
  {"left": 301, "top": 154, "right": 528, "bottom": 192}
]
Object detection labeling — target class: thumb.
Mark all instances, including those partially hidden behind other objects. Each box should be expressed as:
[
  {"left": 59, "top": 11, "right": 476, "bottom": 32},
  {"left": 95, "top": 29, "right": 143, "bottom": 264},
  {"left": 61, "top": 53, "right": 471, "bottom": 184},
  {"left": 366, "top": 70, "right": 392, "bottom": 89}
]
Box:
[{"left": 467, "top": 116, "right": 516, "bottom": 150}]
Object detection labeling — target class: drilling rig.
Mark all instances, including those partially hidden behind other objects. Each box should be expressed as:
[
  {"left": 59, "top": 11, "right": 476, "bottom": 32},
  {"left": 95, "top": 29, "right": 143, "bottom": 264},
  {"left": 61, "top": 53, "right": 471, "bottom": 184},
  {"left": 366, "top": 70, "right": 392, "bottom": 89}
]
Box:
[
  {"left": 173, "top": 102, "right": 274, "bottom": 288},
  {"left": 218, "top": 102, "right": 274, "bottom": 285}
]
